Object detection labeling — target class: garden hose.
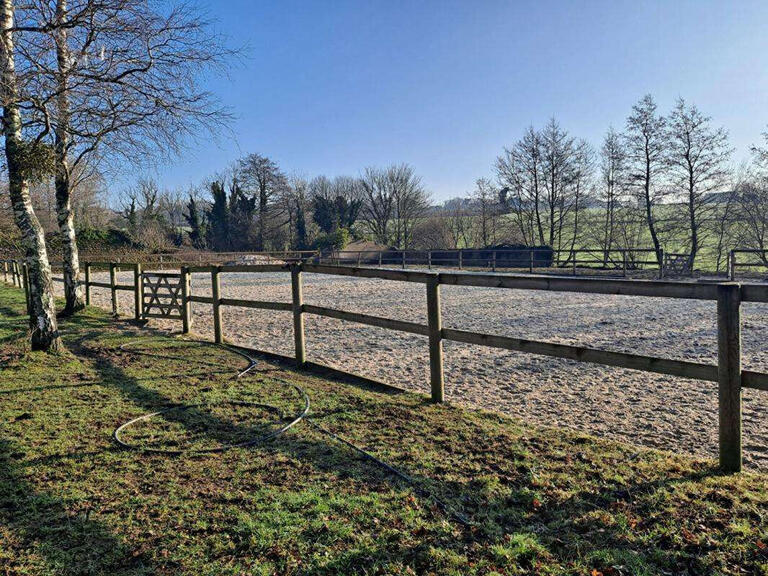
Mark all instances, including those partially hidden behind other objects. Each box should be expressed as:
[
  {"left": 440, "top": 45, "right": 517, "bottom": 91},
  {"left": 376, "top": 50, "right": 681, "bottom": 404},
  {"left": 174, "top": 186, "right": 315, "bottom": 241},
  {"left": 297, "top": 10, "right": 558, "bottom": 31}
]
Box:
[{"left": 112, "top": 338, "right": 473, "bottom": 526}]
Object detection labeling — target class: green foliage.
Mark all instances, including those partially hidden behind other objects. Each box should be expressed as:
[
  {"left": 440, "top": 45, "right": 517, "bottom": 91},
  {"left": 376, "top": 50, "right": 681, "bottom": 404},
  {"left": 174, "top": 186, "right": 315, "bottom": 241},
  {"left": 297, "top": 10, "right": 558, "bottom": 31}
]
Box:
[
  {"left": 13, "top": 140, "right": 56, "bottom": 183},
  {"left": 312, "top": 195, "right": 362, "bottom": 234},
  {"left": 315, "top": 227, "right": 350, "bottom": 251},
  {"left": 206, "top": 180, "right": 230, "bottom": 251},
  {"left": 184, "top": 195, "right": 207, "bottom": 249}
]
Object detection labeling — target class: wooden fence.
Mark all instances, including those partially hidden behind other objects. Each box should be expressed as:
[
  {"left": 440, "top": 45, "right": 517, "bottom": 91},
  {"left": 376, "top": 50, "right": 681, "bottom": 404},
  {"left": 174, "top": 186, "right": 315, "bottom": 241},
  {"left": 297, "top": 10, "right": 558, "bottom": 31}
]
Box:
[
  {"left": 5, "top": 257, "right": 768, "bottom": 473},
  {"left": 730, "top": 249, "right": 768, "bottom": 280}
]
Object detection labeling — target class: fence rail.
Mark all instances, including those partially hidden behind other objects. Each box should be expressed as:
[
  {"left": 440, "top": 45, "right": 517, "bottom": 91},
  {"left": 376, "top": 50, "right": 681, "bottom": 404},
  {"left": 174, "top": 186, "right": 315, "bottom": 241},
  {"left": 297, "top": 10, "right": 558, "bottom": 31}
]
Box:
[{"left": 5, "top": 257, "right": 768, "bottom": 473}]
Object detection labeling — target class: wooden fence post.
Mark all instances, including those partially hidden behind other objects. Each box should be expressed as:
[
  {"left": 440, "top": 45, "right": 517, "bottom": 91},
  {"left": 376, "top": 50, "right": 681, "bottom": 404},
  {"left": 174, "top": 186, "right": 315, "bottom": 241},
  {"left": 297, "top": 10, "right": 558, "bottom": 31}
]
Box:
[
  {"left": 426, "top": 275, "right": 444, "bottom": 403},
  {"left": 378, "top": 251, "right": 383, "bottom": 267},
  {"left": 133, "top": 263, "right": 142, "bottom": 321},
  {"left": 402, "top": 251, "right": 406, "bottom": 269},
  {"left": 529, "top": 249, "right": 534, "bottom": 273},
  {"left": 622, "top": 252, "right": 627, "bottom": 278},
  {"left": 211, "top": 266, "right": 223, "bottom": 343},
  {"left": 573, "top": 251, "right": 577, "bottom": 276},
  {"left": 428, "top": 251, "right": 432, "bottom": 270},
  {"left": 717, "top": 283, "right": 742, "bottom": 472},
  {"left": 109, "top": 263, "right": 119, "bottom": 315},
  {"left": 84, "top": 263, "right": 91, "bottom": 305},
  {"left": 728, "top": 250, "right": 736, "bottom": 281},
  {"left": 2, "top": 260, "right": 6, "bottom": 283},
  {"left": 458, "top": 250, "right": 463, "bottom": 270},
  {"left": 291, "top": 265, "right": 306, "bottom": 368},
  {"left": 658, "top": 248, "right": 665, "bottom": 279},
  {"left": 492, "top": 251, "right": 497, "bottom": 272},
  {"left": 181, "top": 266, "right": 191, "bottom": 334}
]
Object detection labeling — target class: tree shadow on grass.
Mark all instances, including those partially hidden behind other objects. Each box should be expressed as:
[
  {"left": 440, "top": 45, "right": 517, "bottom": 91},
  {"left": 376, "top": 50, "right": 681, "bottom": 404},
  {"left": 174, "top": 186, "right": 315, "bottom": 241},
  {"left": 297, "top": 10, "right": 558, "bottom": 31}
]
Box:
[
  {"left": 0, "top": 438, "right": 154, "bottom": 575},
  {"left": 56, "top": 318, "right": 737, "bottom": 574}
]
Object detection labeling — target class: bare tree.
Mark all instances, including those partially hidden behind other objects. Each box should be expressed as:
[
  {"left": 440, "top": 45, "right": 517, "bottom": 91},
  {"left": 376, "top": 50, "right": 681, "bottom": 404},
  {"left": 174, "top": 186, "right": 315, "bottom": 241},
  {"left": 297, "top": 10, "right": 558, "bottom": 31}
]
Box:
[
  {"left": 496, "top": 126, "right": 543, "bottom": 245},
  {"left": 388, "top": 164, "right": 430, "bottom": 249},
  {"left": 598, "top": 127, "right": 627, "bottom": 265},
  {"left": 666, "top": 98, "right": 732, "bottom": 269},
  {"left": 0, "top": 0, "right": 60, "bottom": 350},
  {"left": 625, "top": 94, "right": 668, "bottom": 265},
  {"left": 359, "top": 166, "right": 394, "bottom": 246},
  {"left": 470, "top": 177, "right": 498, "bottom": 247},
  {"left": 540, "top": 117, "right": 576, "bottom": 251}
]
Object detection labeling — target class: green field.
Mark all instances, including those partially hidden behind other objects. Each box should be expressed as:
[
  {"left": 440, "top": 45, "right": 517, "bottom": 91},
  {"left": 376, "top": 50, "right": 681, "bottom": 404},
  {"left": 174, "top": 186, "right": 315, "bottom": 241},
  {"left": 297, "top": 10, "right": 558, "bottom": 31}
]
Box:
[{"left": 0, "top": 283, "right": 767, "bottom": 574}]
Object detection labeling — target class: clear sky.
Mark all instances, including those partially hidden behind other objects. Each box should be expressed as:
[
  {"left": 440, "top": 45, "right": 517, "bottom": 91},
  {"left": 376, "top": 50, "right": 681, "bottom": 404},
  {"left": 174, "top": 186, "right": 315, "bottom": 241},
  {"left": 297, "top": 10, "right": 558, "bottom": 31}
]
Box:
[{"left": 155, "top": 0, "right": 768, "bottom": 202}]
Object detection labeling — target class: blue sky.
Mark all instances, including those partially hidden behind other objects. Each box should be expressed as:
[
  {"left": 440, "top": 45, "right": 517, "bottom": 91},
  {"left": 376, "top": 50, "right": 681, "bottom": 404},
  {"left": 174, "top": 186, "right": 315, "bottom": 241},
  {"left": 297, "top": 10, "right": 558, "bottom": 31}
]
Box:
[{"left": 154, "top": 0, "right": 768, "bottom": 201}]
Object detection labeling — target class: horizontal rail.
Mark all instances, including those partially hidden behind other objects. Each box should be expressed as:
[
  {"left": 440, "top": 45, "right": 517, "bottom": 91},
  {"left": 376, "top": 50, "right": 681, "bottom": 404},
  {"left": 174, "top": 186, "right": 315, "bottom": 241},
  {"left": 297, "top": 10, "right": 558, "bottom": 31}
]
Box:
[
  {"left": 438, "top": 272, "right": 720, "bottom": 300},
  {"left": 219, "top": 264, "right": 288, "bottom": 273},
  {"left": 303, "top": 263, "right": 433, "bottom": 283},
  {"left": 142, "top": 312, "right": 184, "bottom": 320},
  {"left": 743, "top": 370, "right": 768, "bottom": 391},
  {"left": 303, "top": 304, "right": 430, "bottom": 336},
  {"left": 220, "top": 298, "right": 292, "bottom": 311},
  {"left": 442, "top": 328, "right": 719, "bottom": 381},
  {"left": 189, "top": 295, "right": 213, "bottom": 304}
]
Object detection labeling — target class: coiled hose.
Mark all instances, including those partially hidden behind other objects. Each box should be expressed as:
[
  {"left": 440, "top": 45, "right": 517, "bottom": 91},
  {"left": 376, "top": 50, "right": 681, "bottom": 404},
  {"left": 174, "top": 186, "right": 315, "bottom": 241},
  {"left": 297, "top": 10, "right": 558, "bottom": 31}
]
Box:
[{"left": 112, "top": 338, "right": 472, "bottom": 526}]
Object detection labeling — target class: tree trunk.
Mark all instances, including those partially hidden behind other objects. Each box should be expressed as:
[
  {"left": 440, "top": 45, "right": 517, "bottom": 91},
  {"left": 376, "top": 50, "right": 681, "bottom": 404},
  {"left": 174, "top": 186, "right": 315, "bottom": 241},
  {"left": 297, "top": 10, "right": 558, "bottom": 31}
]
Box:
[
  {"left": 1, "top": 0, "right": 61, "bottom": 351},
  {"left": 55, "top": 0, "right": 84, "bottom": 315},
  {"left": 643, "top": 158, "right": 662, "bottom": 264}
]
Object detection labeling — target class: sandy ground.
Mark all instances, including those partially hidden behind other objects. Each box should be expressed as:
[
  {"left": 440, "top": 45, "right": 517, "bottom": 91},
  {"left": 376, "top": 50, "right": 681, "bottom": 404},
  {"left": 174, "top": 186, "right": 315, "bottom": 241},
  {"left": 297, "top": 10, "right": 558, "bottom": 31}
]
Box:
[{"left": 66, "top": 269, "right": 768, "bottom": 470}]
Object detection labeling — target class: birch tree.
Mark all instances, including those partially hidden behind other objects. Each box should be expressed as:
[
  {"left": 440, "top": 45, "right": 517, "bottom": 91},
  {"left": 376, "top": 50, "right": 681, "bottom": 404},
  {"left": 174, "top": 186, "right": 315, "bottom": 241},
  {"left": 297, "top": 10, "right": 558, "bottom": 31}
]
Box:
[
  {"left": 17, "top": 0, "right": 231, "bottom": 313},
  {"left": 0, "top": 0, "right": 60, "bottom": 350}
]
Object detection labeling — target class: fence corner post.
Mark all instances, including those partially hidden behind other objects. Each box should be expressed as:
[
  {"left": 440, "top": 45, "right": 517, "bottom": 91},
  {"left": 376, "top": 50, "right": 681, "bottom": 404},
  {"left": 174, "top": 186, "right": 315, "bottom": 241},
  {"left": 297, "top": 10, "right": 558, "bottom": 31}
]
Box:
[
  {"left": 109, "top": 262, "right": 119, "bottom": 316},
  {"left": 181, "top": 266, "right": 191, "bottom": 334},
  {"left": 426, "top": 274, "right": 444, "bottom": 403},
  {"left": 291, "top": 264, "right": 306, "bottom": 368},
  {"left": 133, "top": 263, "right": 142, "bottom": 321},
  {"left": 211, "top": 265, "right": 223, "bottom": 344},
  {"left": 717, "top": 282, "right": 742, "bottom": 473}
]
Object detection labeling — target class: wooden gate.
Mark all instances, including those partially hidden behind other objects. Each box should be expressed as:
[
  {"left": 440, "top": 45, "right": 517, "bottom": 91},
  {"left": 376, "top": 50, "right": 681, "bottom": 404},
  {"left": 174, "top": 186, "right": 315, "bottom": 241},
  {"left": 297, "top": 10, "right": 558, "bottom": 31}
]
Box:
[
  {"left": 664, "top": 253, "right": 692, "bottom": 277},
  {"left": 142, "top": 272, "right": 184, "bottom": 319}
]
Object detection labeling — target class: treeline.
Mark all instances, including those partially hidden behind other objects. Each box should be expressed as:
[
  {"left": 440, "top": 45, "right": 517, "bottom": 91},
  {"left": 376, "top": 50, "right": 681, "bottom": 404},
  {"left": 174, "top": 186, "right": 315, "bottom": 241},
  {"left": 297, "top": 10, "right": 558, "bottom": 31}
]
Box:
[{"left": 100, "top": 159, "right": 432, "bottom": 255}]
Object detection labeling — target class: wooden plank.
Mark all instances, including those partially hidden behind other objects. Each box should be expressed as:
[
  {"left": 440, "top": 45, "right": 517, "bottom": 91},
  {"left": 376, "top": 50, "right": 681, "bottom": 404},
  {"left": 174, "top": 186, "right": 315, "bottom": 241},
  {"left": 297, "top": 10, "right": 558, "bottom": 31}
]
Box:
[
  {"left": 291, "top": 266, "right": 306, "bottom": 368},
  {"left": 442, "top": 328, "right": 719, "bottom": 382},
  {"left": 189, "top": 295, "right": 213, "bottom": 304},
  {"left": 717, "top": 283, "right": 742, "bottom": 472},
  {"left": 438, "top": 272, "right": 720, "bottom": 300},
  {"left": 219, "top": 264, "right": 287, "bottom": 273},
  {"left": 87, "top": 281, "right": 112, "bottom": 289},
  {"left": 219, "top": 298, "right": 292, "bottom": 311},
  {"left": 426, "top": 277, "right": 444, "bottom": 402},
  {"left": 142, "top": 312, "right": 184, "bottom": 320},
  {"left": 303, "top": 304, "right": 430, "bottom": 336},
  {"left": 742, "top": 370, "right": 768, "bottom": 391},
  {"left": 302, "top": 263, "right": 432, "bottom": 283},
  {"left": 740, "top": 284, "right": 768, "bottom": 303}
]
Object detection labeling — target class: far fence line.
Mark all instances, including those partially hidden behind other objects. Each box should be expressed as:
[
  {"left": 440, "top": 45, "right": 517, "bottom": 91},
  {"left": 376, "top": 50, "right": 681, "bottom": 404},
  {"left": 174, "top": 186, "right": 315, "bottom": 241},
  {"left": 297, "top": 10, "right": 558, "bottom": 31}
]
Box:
[
  {"left": 4, "top": 256, "right": 768, "bottom": 472},
  {"left": 43, "top": 247, "right": 668, "bottom": 278}
]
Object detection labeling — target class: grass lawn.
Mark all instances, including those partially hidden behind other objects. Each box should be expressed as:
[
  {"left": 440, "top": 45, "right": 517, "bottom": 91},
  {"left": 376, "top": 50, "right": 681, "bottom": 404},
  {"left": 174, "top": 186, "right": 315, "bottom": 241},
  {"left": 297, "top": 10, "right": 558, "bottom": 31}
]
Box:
[{"left": 0, "top": 282, "right": 766, "bottom": 575}]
